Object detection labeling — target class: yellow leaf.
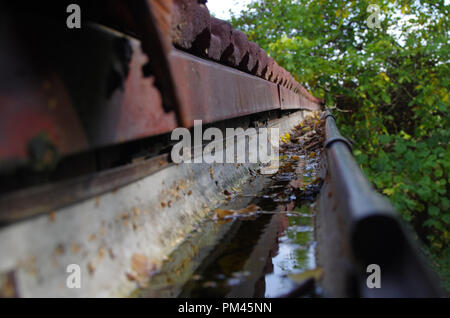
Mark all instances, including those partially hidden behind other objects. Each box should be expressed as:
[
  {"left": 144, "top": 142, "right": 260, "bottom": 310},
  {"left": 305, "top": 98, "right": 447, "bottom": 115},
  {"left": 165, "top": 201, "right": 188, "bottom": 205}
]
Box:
[
  {"left": 284, "top": 132, "right": 291, "bottom": 142},
  {"left": 442, "top": 91, "right": 448, "bottom": 103},
  {"left": 213, "top": 204, "right": 260, "bottom": 220},
  {"left": 380, "top": 72, "right": 390, "bottom": 82},
  {"left": 288, "top": 268, "right": 323, "bottom": 284}
]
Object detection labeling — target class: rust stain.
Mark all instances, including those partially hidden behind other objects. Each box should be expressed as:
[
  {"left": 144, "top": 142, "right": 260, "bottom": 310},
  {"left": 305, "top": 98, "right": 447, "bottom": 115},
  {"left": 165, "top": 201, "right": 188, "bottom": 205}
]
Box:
[
  {"left": 95, "top": 197, "right": 100, "bottom": 208},
  {"left": 87, "top": 262, "right": 95, "bottom": 275},
  {"left": 48, "top": 212, "right": 56, "bottom": 222},
  {"left": 108, "top": 248, "right": 115, "bottom": 259},
  {"left": 53, "top": 244, "right": 65, "bottom": 256},
  {"left": 98, "top": 246, "right": 106, "bottom": 260},
  {"left": 129, "top": 253, "right": 158, "bottom": 288},
  {"left": 71, "top": 243, "right": 80, "bottom": 254}
]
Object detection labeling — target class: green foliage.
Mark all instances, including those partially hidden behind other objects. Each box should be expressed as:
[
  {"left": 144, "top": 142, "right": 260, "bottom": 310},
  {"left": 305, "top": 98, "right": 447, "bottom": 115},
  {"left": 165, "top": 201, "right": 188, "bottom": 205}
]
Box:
[
  {"left": 231, "top": 1, "right": 449, "bottom": 252},
  {"left": 424, "top": 246, "right": 450, "bottom": 294}
]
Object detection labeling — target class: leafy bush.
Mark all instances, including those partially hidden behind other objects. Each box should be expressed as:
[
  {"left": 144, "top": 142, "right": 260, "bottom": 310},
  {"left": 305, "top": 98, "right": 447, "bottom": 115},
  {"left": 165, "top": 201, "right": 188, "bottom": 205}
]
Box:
[{"left": 231, "top": 0, "right": 449, "bottom": 251}]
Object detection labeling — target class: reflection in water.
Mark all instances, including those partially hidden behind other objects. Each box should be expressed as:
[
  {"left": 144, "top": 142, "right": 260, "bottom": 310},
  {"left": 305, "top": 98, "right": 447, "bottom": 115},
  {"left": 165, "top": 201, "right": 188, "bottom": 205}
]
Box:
[
  {"left": 177, "top": 149, "right": 322, "bottom": 297},
  {"left": 135, "top": 116, "right": 325, "bottom": 298},
  {"left": 178, "top": 202, "right": 317, "bottom": 298},
  {"left": 265, "top": 207, "right": 316, "bottom": 297}
]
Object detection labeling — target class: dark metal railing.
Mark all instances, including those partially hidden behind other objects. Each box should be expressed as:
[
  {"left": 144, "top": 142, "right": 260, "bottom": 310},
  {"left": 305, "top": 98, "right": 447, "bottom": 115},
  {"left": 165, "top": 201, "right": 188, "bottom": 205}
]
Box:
[{"left": 320, "top": 110, "right": 443, "bottom": 297}]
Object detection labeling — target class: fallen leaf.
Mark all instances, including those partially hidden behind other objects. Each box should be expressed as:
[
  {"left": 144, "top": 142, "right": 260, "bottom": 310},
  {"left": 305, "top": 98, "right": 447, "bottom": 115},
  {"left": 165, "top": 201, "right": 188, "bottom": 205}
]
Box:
[
  {"left": 288, "top": 268, "right": 323, "bottom": 284},
  {"left": 203, "top": 281, "right": 217, "bottom": 288},
  {"left": 238, "top": 204, "right": 260, "bottom": 214},
  {"left": 213, "top": 204, "right": 260, "bottom": 219},
  {"left": 295, "top": 159, "right": 306, "bottom": 173},
  {"left": 289, "top": 178, "right": 304, "bottom": 189}
]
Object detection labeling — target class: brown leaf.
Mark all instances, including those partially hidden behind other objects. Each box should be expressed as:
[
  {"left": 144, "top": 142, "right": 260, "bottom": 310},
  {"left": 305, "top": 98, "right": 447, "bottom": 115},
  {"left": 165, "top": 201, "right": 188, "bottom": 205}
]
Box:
[
  {"left": 212, "top": 208, "right": 234, "bottom": 219},
  {"left": 238, "top": 204, "right": 260, "bottom": 214},
  {"left": 294, "top": 159, "right": 306, "bottom": 173},
  {"left": 213, "top": 204, "right": 260, "bottom": 219},
  {"left": 288, "top": 268, "right": 323, "bottom": 284},
  {"left": 289, "top": 178, "right": 304, "bottom": 189}
]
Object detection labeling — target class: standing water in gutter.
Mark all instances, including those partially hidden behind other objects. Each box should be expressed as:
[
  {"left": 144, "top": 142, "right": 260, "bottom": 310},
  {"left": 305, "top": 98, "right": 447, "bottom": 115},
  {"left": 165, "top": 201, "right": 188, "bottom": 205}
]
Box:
[{"left": 134, "top": 112, "right": 326, "bottom": 298}]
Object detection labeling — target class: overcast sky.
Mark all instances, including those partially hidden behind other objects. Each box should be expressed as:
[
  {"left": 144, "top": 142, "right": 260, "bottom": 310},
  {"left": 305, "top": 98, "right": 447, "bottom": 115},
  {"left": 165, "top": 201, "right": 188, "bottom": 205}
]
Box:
[{"left": 206, "top": 0, "right": 252, "bottom": 20}]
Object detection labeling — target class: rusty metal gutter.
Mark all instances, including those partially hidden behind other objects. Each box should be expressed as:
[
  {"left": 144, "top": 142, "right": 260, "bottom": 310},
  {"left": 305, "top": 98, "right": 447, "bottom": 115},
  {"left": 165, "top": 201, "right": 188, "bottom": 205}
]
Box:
[
  {"left": 0, "top": 110, "right": 310, "bottom": 297},
  {"left": 0, "top": 14, "right": 321, "bottom": 171},
  {"left": 317, "top": 110, "right": 442, "bottom": 297}
]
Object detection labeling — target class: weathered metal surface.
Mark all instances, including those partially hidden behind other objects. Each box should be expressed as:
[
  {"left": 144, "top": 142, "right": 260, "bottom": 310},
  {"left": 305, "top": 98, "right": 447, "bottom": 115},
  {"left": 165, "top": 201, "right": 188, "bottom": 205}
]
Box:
[
  {"left": 241, "top": 41, "right": 259, "bottom": 73},
  {"left": 0, "top": 111, "right": 308, "bottom": 297},
  {"left": 124, "top": 0, "right": 183, "bottom": 119},
  {"left": 0, "top": 3, "right": 322, "bottom": 171},
  {"left": 168, "top": 0, "right": 321, "bottom": 104},
  {"left": 255, "top": 47, "right": 269, "bottom": 77},
  {"left": 208, "top": 17, "right": 233, "bottom": 61},
  {"left": 280, "top": 86, "right": 322, "bottom": 111},
  {"left": 0, "top": 18, "right": 177, "bottom": 166},
  {"left": 77, "top": 27, "right": 178, "bottom": 146},
  {"left": 280, "top": 86, "right": 301, "bottom": 109},
  {"left": 1, "top": 19, "right": 316, "bottom": 168},
  {"left": 2, "top": 0, "right": 322, "bottom": 103},
  {"left": 317, "top": 110, "right": 442, "bottom": 297},
  {"left": 171, "top": 49, "right": 281, "bottom": 124},
  {"left": 299, "top": 93, "right": 322, "bottom": 111},
  {"left": 171, "top": 0, "right": 211, "bottom": 51},
  {"left": 0, "top": 13, "right": 89, "bottom": 169},
  {"left": 0, "top": 154, "right": 171, "bottom": 225},
  {"left": 222, "top": 29, "right": 249, "bottom": 67}
]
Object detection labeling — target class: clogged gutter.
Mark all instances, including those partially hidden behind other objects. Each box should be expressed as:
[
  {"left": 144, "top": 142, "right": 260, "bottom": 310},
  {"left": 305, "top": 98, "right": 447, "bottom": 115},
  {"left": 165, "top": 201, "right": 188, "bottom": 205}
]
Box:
[{"left": 134, "top": 112, "right": 328, "bottom": 298}]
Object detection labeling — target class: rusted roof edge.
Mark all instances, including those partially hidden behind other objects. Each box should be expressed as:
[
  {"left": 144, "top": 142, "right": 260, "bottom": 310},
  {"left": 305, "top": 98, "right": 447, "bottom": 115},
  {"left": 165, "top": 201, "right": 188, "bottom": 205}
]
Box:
[{"left": 169, "top": 0, "right": 323, "bottom": 106}]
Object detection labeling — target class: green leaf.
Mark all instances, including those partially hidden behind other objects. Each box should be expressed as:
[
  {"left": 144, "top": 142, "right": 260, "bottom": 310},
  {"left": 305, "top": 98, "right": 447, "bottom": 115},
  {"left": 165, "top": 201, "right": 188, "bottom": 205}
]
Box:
[
  {"left": 428, "top": 206, "right": 440, "bottom": 217},
  {"left": 379, "top": 134, "right": 391, "bottom": 144},
  {"left": 443, "top": 214, "right": 450, "bottom": 225}
]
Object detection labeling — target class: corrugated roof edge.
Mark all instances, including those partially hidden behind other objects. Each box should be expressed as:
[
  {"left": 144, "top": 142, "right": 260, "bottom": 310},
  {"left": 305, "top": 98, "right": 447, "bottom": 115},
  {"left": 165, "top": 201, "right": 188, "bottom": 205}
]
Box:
[{"left": 169, "top": 0, "right": 323, "bottom": 106}]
